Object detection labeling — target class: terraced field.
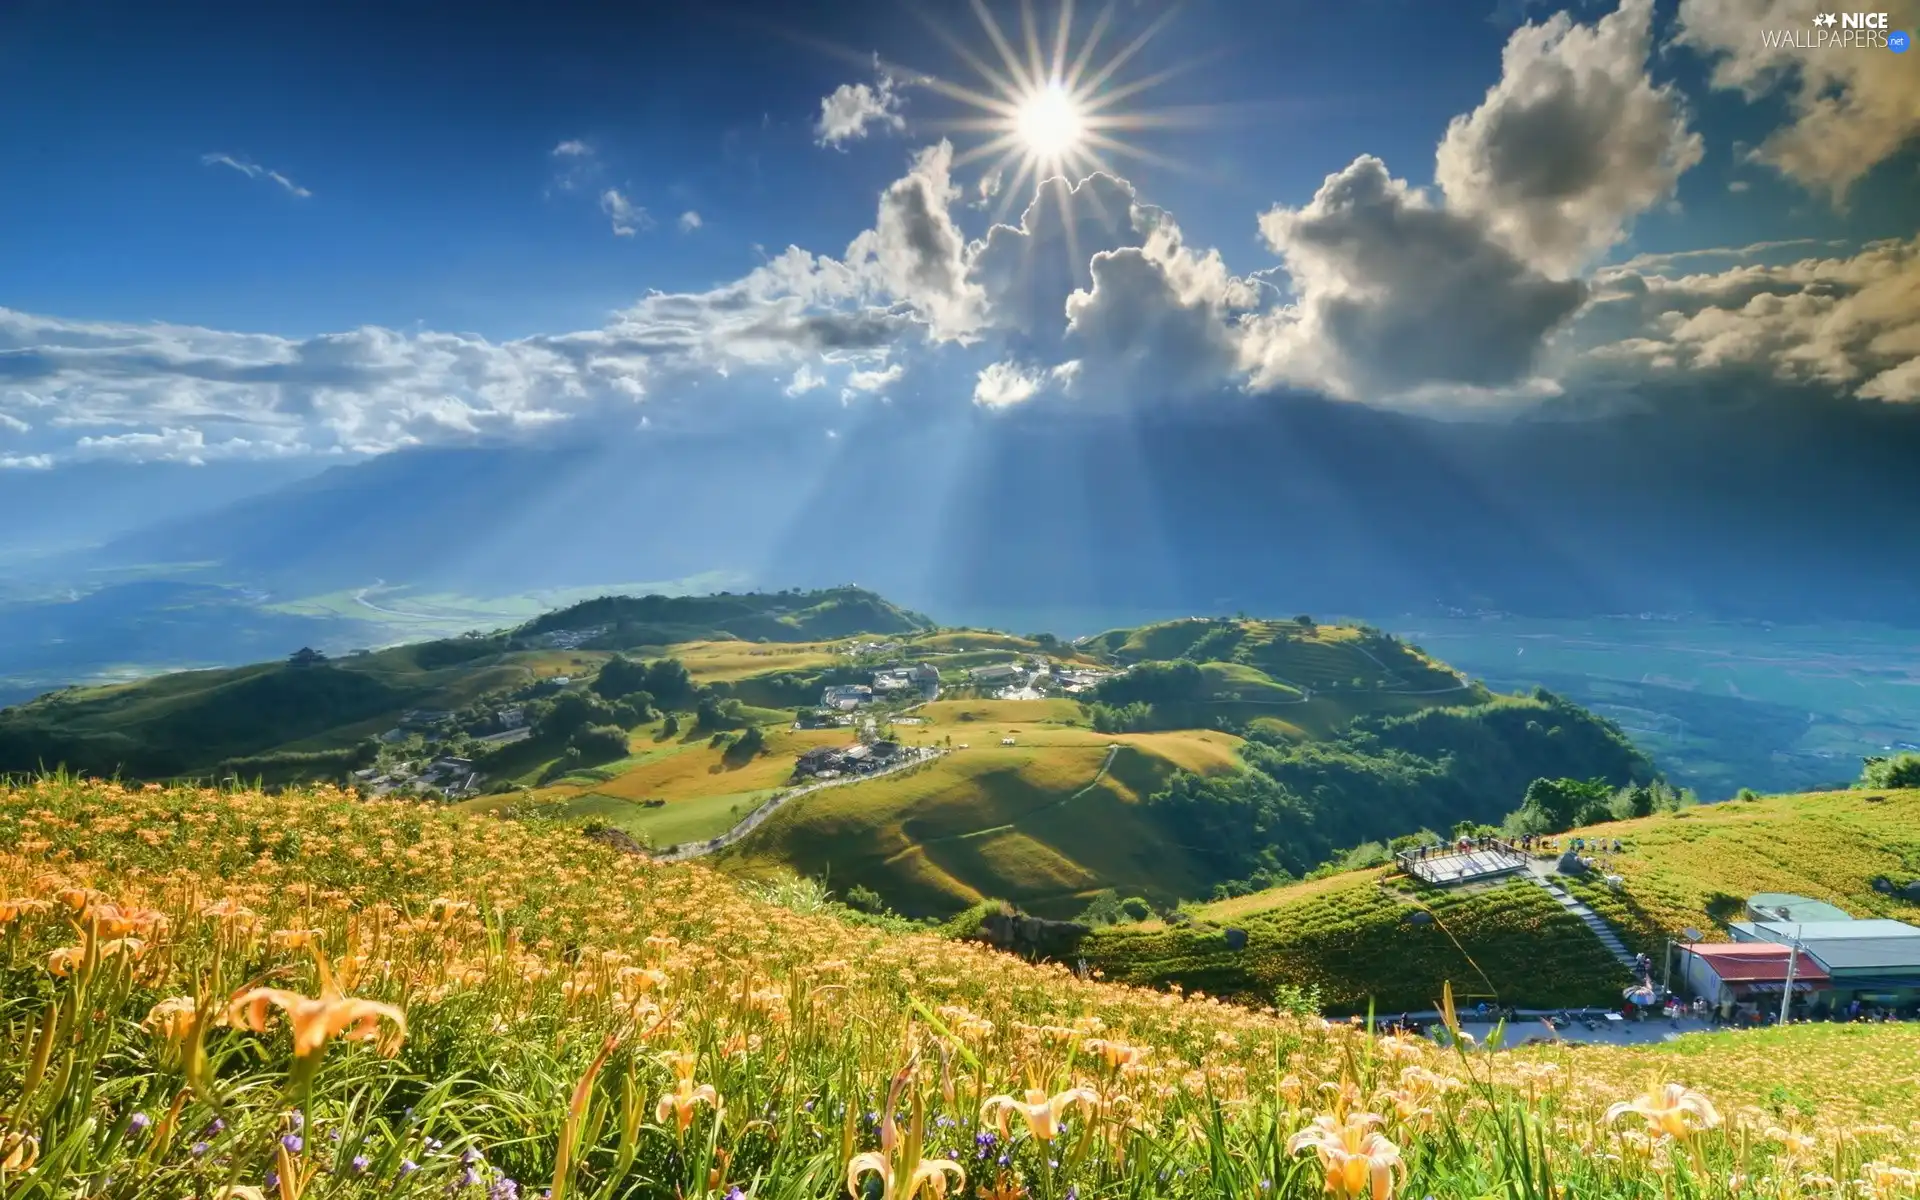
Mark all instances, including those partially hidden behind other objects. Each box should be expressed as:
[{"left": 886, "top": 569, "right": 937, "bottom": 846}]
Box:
[
  {"left": 721, "top": 699, "right": 1244, "bottom": 917},
  {"left": 1085, "top": 870, "right": 1632, "bottom": 1012},
  {"left": 457, "top": 722, "right": 854, "bottom": 848},
  {"left": 1549, "top": 788, "right": 1920, "bottom": 955}
]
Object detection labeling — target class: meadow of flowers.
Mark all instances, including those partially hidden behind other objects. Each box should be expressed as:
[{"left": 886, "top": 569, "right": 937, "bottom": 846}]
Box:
[{"left": 2, "top": 775, "right": 1917, "bottom": 1200}]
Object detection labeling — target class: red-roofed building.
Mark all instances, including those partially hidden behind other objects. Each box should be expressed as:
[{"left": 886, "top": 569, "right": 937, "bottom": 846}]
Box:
[{"left": 1678, "top": 942, "right": 1830, "bottom": 1010}]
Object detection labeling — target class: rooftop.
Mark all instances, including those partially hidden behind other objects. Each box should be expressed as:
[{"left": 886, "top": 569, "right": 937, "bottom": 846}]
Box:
[
  {"left": 1682, "top": 942, "right": 1829, "bottom": 983},
  {"left": 1801, "top": 938, "right": 1920, "bottom": 974},
  {"left": 1735, "top": 918, "right": 1920, "bottom": 943},
  {"left": 1746, "top": 893, "right": 1853, "bottom": 924}
]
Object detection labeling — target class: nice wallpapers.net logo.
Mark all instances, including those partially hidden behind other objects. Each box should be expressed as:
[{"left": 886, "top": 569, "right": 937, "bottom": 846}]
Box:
[{"left": 1760, "top": 11, "right": 1911, "bottom": 51}]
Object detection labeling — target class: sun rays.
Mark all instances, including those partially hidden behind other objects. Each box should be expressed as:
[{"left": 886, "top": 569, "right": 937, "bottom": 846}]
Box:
[{"left": 897, "top": 0, "right": 1202, "bottom": 226}]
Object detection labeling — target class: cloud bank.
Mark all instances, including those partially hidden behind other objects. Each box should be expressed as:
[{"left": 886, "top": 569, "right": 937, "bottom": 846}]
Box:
[{"left": 5, "top": 1, "right": 1915, "bottom": 468}]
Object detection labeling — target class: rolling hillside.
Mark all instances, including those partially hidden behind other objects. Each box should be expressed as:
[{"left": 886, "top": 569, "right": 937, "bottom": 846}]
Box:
[
  {"left": 720, "top": 699, "right": 1246, "bottom": 917},
  {"left": 710, "top": 618, "right": 1648, "bottom": 916},
  {"left": 1082, "top": 869, "right": 1632, "bottom": 1013},
  {"left": 1549, "top": 788, "right": 1920, "bottom": 955},
  {"left": 1080, "top": 787, "right": 1920, "bottom": 1014},
  {"left": 0, "top": 586, "right": 921, "bottom": 780},
  {"left": 7, "top": 774, "right": 1920, "bottom": 1200}
]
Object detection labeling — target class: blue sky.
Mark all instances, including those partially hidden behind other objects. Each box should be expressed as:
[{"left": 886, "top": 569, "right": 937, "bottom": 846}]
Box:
[{"left": 0, "top": 0, "right": 1915, "bottom": 468}]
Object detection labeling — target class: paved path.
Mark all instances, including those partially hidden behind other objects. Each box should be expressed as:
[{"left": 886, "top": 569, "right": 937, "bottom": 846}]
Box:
[
  {"left": 1525, "top": 863, "right": 1639, "bottom": 969},
  {"left": 654, "top": 746, "right": 945, "bottom": 862}
]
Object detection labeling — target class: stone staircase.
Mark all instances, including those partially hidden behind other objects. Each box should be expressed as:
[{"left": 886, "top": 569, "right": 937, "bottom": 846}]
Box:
[{"left": 1528, "top": 871, "right": 1639, "bottom": 969}]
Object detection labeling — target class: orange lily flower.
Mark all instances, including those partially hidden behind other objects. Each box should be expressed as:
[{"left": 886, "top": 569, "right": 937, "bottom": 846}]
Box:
[
  {"left": 979, "top": 1086, "right": 1098, "bottom": 1141},
  {"left": 654, "top": 1051, "right": 720, "bottom": 1135},
  {"left": 2, "top": 1130, "right": 38, "bottom": 1173},
  {"left": 143, "top": 995, "right": 198, "bottom": 1046},
  {"left": 1604, "top": 1083, "right": 1722, "bottom": 1141},
  {"left": 224, "top": 952, "right": 406, "bottom": 1086},
  {"left": 1287, "top": 1111, "right": 1405, "bottom": 1200},
  {"left": 848, "top": 1067, "right": 965, "bottom": 1200}
]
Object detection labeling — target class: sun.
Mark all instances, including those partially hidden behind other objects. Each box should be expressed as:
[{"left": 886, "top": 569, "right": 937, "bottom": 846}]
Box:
[
  {"left": 1014, "top": 82, "right": 1085, "bottom": 161},
  {"left": 886, "top": 0, "right": 1207, "bottom": 225}
]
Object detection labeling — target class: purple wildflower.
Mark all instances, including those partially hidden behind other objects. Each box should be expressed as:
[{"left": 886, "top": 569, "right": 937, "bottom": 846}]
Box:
[
  {"left": 265, "top": 1170, "right": 281, "bottom": 1190},
  {"left": 128, "top": 1112, "right": 152, "bottom": 1135},
  {"left": 400, "top": 1159, "right": 420, "bottom": 1177},
  {"left": 489, "top": 1177, "right": 519, "bottom": 1200},
  {"left": 190, "top": 1142, "right": 211, "bottom": 1158},
  {"left": 462, "top": 1146, "right": 485, "bottom": 1165},
  {"left": 352, "top": 1155, "right": 372, "bottom": 1174},
  {"left": 282, "top": 1134, "right": 305, "bottom": 1154}
]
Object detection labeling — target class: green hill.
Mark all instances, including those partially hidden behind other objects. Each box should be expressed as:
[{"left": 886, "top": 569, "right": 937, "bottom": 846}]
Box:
[
  {"left": 1083, "top": 869, "right": 1631, "bottom": 1013},
  {"left": 1081, "top": 786, "right": 1920, "bottom": 1014},
  {"left": 1548, "top": 787, "right": 1920, "bottom": 956},
  {"left": 0, "top": 586, "right": 926, "bottom": 782},
  {"left": 720, "top": 700, "right": 1245, "bottom": 917},
  {"left": 520, "top": 586, "right": 932, "bottom": 646},
  {"left": 724, "top": 618, "right": 1651, "bottom": 915}
]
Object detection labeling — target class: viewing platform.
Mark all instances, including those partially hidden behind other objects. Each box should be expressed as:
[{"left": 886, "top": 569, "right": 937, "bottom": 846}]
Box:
[{"left": 1397, "top": 842, "right": 1529, "bottom": 886}]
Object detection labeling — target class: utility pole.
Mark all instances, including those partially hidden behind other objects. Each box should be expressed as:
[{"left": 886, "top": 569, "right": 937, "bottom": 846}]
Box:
[{"left": 1778, "top": 924, "right": 1802, "bottom": 1025}]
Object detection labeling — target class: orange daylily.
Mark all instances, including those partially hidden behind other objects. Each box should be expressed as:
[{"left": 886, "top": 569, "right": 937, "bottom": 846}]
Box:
[
  {"left": 223, "top": 953, "right": 407, "bottom": 1079},
  {"left": 848, "top": 1066, "right": 965, "bottom": 1200},
  {"left": 653, "top": 1051, "right": 720, "bottom": 1135},
  {"left": 1605, "top": 1083, "right": 1722, "bottom": 1141},
  {"left": 1, "top": 1130, "right": 38, "bottom": 1173},
  {"left": 1287, "top": 1111, "right": 1405, "bottom": 1200},
  {"left": 979, "top": 1086, "right": 1098, "bottom": 1141},
  {"left": 143, "top": 995, "right": 198, "bottom": 1046}
]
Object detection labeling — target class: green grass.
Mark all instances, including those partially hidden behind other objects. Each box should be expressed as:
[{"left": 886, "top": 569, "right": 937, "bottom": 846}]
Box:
[
  {"left": 532, "top": 787, "right": 779, "bottom": 847},
  {"left": 721, "top": 702, "right": 1246, "bottom": 918},
  {"left": 1085, "top": 871, "right": 1631, "bottom": 1013},
  {"left": 11, "top": 774, "right": 1920, "bottom": 1200},
  {"left": 1547, "top": 788, "right": 1920, "bottom": 955}
]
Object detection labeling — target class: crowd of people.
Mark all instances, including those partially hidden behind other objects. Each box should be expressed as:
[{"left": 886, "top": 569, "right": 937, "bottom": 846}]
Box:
[{"left": 1400, "top": 833, "right": 1629, "bottom": 861}]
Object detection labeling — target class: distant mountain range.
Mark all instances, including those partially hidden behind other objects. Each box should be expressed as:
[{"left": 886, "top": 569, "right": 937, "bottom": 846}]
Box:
[{"left": 65, "top": 387, "right": 1920, "bottom": 629}]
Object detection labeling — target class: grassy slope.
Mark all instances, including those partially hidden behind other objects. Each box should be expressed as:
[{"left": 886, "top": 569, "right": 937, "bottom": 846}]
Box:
[
  {"left": 6, "top": 775, "right": 1919, "bottom": 1200},
  {"left": 0, "top": 642, "right": 597, "bottom": 778},
  {"left": 1084, "top": 870, "right": 1630, "bottom": 1013},
  {"left": 458, "top": 722, "right": 854, "bottom": 848},
  {"left": 721, "top": 699, "right": 1244, "bottom": 918},
  {"left": 1084, "top": 788, "right": 1920, "bottom": 1014},
  {"left": 1549, "top": 788, "right": 1920, "bottom": 955},
  {"left": 1086, "top": 617, "right": 1484, "bottom": 738}
]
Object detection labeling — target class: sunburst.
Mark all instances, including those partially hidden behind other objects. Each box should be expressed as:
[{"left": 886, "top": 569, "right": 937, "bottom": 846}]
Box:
[{"left": 900, "top": 0, "right": 1203, "bottom": 224}]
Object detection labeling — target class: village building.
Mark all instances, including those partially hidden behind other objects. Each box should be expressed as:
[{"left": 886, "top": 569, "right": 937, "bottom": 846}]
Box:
[
  {"left": 821, "top": 683, "right": 873, "bottom": 710},
  {"left": 1727, "top": 903, "right": 1920, "bottom": 1009},
  {"left": 1676, "top": 942, "right": 1830, "bottom": 1012}
]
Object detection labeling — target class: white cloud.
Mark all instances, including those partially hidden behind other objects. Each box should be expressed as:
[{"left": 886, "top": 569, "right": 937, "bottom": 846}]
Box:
[
  {"left": 552, "top": 139, "right": 592, "bottom": 157},
  {"left": 0, "top": 454, "right": 52, "bottom": 470},
  {"left": 845, "top": 140, "right": 983, "bottom": 340},
  {"left": 815, "top": 62, "right": 906, "bottom": 148},
  {"left": 971, "top": 168, "right": 1003, "bottom": 209},
  {"left": 1246, "top": 155, "right": 1588, "bottom": 400},
  {"left": 783, "top": 363, "right": 826, "bottom": 396},
  {"left": 1674, "top": 0, "right": 1920, "bottom": 201},
  {"left": 843, "top": 362, "right": 904, "bottom": 394},
  {"left": 968, "top": 173, "right": 1157, "bottom": 339},
  {"left": 1434, "top": 0, "right": 1701, "bottom": 275},
  {"left": 1570, "top": 235, "right": 1920, "bottom": 399},
  {"left": 1061, "top": 223, "right": 1259, "bottom": 403},
  {"left": 972, "top": 360, "right": 1079, "bottom": 409},
  {"left": 601, "top": 189, "right": 652, "bottom": 237},
  {"left": 678, "top": 210, "right": 703, "bottom": 233},
  {"left": 0, "top": 410, "right": 28, "bottom": 433},
  {"left": 201, "top": 153, "right": 312, "bottom": 199}
]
